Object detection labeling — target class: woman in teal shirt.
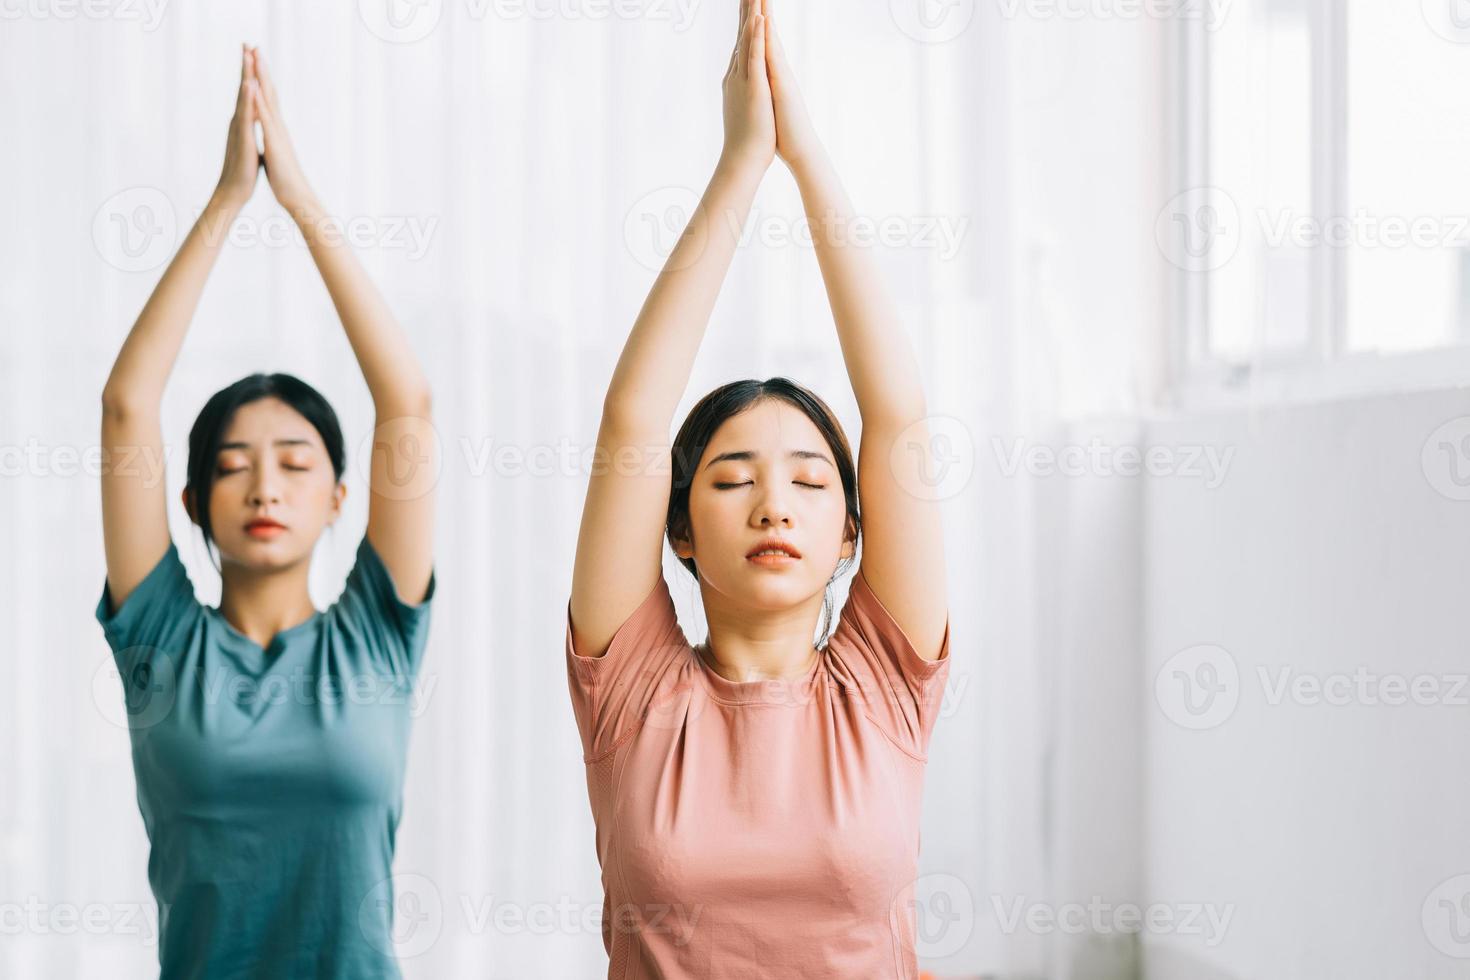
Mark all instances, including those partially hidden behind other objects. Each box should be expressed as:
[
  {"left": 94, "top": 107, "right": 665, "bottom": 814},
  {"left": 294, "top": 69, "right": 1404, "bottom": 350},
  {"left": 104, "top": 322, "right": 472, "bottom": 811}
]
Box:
[{"left": 96, "top": 45, "right": 437, "bottom": 979}]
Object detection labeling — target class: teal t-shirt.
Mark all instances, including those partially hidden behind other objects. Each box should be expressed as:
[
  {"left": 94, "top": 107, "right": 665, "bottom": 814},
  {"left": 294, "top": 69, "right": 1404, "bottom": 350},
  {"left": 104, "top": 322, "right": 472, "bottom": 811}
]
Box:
[{"left": 94, "top": 534, "right": 437, "bottom": 980}]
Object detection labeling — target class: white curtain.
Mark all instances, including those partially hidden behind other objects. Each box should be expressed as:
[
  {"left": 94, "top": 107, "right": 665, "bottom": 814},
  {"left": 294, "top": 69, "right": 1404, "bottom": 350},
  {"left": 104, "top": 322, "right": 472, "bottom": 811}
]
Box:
[{"left": 0, "top": 2, "right": 1154, "bottom": 976}]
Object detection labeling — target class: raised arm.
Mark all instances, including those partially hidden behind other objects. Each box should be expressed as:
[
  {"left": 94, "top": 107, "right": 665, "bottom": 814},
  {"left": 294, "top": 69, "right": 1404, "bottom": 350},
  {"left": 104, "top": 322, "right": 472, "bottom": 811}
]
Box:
[
  {"left": 764, "top": 3, "right": 947, "bottom": 660},
  {"left": 568, "top": 0, "right": 775, "bottom": 659},
  {"left": 100, "top": 45, "right": 260, "bottom": 611},
  {"left": 249, "top": 47, "right": 435, "bottom": 605}
]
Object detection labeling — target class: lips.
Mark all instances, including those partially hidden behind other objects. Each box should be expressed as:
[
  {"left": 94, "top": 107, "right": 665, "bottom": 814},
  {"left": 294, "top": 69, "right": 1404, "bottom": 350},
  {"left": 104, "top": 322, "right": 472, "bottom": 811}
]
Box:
[
  {"left": 746, "top": 537, "right": 802, "bottom": 560},
  {"left": 245, "top": 518, "right": 286, "bottom": 538}
]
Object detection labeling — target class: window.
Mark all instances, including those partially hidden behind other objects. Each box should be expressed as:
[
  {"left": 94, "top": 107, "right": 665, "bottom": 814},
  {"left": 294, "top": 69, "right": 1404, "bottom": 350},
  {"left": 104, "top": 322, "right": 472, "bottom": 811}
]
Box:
[{"left": 1168, "top": 0, "right": 1470, "bottom": 391}]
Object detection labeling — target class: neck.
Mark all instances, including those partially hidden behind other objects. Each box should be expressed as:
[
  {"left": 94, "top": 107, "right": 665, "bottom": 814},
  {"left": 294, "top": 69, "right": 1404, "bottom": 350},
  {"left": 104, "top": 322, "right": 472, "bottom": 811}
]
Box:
[
  {"left": 696, "top": 580, "right": 826, "bottom": 683},
  {"left": 217, "top": 556, "right": 317, "bottom": 648}
]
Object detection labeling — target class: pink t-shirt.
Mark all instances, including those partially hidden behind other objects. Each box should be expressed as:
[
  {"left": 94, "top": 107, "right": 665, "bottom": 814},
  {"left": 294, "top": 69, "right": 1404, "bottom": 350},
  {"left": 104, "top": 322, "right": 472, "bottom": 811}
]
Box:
[{"left": 565, "top": 568, "right": 952, "bottom": 978}]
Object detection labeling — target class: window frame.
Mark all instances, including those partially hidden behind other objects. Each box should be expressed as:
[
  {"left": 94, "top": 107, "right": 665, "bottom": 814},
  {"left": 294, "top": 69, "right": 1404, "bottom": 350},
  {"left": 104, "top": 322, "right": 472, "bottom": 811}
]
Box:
[{"left": 1167, "top": 0, "right": 1470, "bottom": 410}]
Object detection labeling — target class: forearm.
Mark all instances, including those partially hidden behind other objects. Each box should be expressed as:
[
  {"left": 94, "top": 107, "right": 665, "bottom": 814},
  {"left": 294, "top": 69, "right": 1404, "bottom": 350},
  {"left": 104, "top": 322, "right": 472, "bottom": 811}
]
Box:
[
  {"left": 604, "top": 152, "right": 766, "bottom": 427},
  {"left": 102, "top": 191, "right": 242, "bottom": 412},
  {"left": 291, "top": 197, "right": 431, "bottom": 413},
  {"left": 793, "top": 154, "right": 928, "bottom": 424}
]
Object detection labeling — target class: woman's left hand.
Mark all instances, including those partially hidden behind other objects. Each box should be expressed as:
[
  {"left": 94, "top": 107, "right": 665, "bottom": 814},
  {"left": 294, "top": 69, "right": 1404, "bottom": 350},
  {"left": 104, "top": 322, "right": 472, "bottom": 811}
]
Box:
[
  {"left": 762, "top": 0, "right": 824, "bottom": 176},
  {"left": 249, "top": 47, "right": 318, "bottom": 214}
]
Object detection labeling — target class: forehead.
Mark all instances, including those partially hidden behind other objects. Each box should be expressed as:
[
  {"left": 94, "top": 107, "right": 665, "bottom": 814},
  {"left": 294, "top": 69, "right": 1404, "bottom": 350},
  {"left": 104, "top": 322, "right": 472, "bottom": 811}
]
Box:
[
  {"left": 219, "top": 397, "right": 321, "bottom": 448},
  {"left": 703, "top": 399, "right": 830, "bottom": 457}
]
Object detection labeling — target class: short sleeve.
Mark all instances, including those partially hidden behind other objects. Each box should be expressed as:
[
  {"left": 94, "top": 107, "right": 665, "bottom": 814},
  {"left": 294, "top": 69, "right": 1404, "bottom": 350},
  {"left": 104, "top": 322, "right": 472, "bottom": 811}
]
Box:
[
  {"left": 565, "top": 575, "right": 695, "bottom": 762},
  {"left": 335, "top": 533, "right": 436, "bottom": 678},
  {"left": 95, "top": 539, "right": 204, "bottom": 674},
  {"left": 825, "top": 568, "right": 952, "bottom": 757}
]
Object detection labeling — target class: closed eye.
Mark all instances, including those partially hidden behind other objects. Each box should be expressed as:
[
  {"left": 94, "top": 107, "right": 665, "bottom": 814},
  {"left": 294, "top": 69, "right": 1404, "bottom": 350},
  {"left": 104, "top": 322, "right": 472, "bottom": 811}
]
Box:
[
  {"left": 795, "top": 481, "right": 826, "bottom": 489},
  {"left": 713, "top": 481, "right": 752, "bottom": 490}
]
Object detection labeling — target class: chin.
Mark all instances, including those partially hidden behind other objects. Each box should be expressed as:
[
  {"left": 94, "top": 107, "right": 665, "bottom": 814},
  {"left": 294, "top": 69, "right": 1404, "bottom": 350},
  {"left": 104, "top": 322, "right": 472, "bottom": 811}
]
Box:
[
  {"left": 220, "top": 535, "right": 309, "bottom": 571},
  {"left": 723, "top": 568, "right": 822, "bottom": 609}
]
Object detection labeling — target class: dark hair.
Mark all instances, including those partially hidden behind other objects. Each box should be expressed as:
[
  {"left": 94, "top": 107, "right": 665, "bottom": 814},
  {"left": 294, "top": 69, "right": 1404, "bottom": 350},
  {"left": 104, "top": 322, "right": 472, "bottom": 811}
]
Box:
[
  {"left": 185, "top": 373, "right": 345, "bottom": 567},
  {"left": 666, "top": 377, "right": 861, "bottom": 644}
]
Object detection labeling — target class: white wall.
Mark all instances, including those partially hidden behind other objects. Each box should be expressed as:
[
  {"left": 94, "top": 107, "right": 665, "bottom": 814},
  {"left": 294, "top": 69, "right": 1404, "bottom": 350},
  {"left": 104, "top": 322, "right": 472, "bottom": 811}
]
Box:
[{"left": 1141, "top": 385, "right": 1470, "bottom": 978}]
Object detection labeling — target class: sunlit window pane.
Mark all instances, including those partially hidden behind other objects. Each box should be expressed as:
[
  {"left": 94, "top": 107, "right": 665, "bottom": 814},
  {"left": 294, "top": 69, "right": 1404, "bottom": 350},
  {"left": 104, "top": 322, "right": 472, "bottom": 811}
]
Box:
[
  {"left": 1345, "top": 2, "right": 1470, "bottom": 353},
  {"left": 1207, "top": 0, "right": 1314, "bottom": 363}
]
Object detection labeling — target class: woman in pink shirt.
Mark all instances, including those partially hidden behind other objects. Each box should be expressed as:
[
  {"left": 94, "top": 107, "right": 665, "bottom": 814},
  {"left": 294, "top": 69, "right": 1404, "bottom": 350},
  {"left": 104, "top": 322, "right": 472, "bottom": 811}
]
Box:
[{"left": 566, "top": 0, "right": 952, "bottom": 975}]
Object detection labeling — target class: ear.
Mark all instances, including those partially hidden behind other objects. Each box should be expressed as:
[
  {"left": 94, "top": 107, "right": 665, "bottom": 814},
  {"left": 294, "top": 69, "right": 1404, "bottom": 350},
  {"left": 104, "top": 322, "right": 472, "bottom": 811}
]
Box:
[
  {"left": 668, "top": 527, "right": 694, "bottom": 561},
  {"left": 839, "top": 515, "right": 858, "bottom": 559},
  {"left": 327, "top": 481, "right": 346, "bottom": 524},
  {"left": 181, "top": 486, "right": 200, "bottom": 526}
]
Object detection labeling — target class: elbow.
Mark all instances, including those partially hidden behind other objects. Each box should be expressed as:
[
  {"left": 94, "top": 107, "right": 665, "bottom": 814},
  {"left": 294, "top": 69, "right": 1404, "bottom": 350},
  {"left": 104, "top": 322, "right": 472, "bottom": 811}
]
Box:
[
  {"left": 380, "top": 385, "right": 433, "bottom": 421},
  {"left": 600, "top": 391, "right": 664, "bottom": 434},
  {"left": 860, "top": 395, "right": 932, "bottom": 432},
  {"left": 100, "top": 387, "right": 141, "bottom": 422}
]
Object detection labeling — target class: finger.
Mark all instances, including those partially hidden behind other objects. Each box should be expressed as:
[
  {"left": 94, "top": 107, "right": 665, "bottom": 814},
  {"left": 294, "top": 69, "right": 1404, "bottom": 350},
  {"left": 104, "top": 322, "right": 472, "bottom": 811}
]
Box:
[
  {"left": 727, "top": 8, "right": 744, "bottom": 77},
  {"left": 747, "top": 11, "right": 765, "bottom": 82},
  {"left": 234, "top": 45, "right": 250, "bottom": 116},
  {"left": 234, "top": 77, "right": 257, "bottom": 140},
  {"left": 741, "top": 5, "right": 761, "bottom": 79},
  {"left": 735, "top": 1, "right": 751, "bottom": 76},
  {"left": 250, "top": 81, "right": 274, "bottom": 136},
  {"left": 237, "top": 79, "right": 259, "bottom": 147},
  {"left": 254, "top": 47, "right": 281, "bottom": 111}
]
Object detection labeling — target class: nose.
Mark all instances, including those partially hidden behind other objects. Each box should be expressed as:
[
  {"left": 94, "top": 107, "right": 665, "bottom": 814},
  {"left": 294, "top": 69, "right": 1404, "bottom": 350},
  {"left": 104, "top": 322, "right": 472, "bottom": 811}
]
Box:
[
  {"left": 752, "top": 483, "right": 794, "bottom": 529},
  {"left": 247, "top": 464, "right": 283, "bottom": 507}
]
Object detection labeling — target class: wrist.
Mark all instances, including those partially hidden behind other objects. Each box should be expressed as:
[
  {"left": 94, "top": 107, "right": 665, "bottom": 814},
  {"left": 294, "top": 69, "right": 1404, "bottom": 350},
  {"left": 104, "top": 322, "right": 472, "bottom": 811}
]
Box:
[
  {"left": 784, "top": 144, "right": 834, "bottom": 189},
  {"left": 283, "top": 190, "right": 324, "bottom": 226},
  {"left": 209, "top": 184, "right": 249, "bottom": 214},
  {"left": 717, "top": 144, "right": 773, "bottom": 182}
]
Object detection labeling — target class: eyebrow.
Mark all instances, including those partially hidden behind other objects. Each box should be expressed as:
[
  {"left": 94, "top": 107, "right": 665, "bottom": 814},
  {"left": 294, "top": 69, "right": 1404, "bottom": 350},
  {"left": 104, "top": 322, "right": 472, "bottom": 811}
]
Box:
[
  {"left": 703, "top": 449, "right": 835, "bottom": 470},
  {"left": 217, "top": 439, "right": 316, "bottom": 451}
]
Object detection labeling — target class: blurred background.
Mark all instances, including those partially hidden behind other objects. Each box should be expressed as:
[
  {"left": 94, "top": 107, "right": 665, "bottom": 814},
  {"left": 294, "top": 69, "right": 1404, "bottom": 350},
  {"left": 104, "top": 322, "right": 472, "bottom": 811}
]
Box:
[{"left": 1, "top": 0, "right": 1468, "bottom": 977}]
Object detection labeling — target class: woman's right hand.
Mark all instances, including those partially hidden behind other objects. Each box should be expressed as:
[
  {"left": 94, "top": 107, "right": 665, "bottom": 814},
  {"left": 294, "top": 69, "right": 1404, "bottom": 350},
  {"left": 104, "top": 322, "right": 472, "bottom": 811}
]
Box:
[
  {"left": 721, "top": 0, "right": 776, "bottom": 173},
  {"left": 215, "top": 44, "right": 260, "bottom": 208}
]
